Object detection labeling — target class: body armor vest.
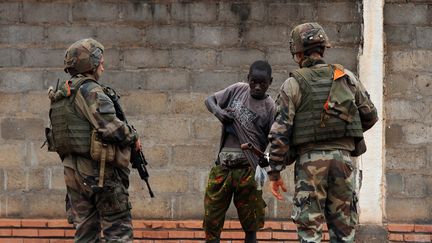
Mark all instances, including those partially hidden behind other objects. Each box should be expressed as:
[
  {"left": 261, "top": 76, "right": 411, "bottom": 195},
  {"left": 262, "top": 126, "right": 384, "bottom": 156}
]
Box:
[
  {"left": 49, "top": 76, "right": 96, "bottom": 157},
  {"left": 291, "top": 65, "right": 363, "bottom": 146}
]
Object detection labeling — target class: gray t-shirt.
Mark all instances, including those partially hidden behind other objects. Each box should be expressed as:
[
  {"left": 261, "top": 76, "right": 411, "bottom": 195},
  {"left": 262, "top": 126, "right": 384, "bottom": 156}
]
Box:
[{"left": 214, "top": 82, "right": 276, "bottom": 152}]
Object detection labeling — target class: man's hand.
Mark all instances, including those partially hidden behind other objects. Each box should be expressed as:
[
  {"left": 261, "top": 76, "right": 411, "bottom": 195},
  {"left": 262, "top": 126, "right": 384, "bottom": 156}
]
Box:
[
  {"left": 215, "top": 108, "right": 234, "bottom": 124},
  {"left": 135, "top": 139, "right": 142, "bottom": 152},
  {"left": 270, "top": 178, "right": 287, "bottom": 200}
]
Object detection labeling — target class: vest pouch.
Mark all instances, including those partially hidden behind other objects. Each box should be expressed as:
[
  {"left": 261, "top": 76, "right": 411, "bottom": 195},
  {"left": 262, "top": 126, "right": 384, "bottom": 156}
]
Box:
[{"left": 90, "top": 130, "right": 115, "bottom": 163}]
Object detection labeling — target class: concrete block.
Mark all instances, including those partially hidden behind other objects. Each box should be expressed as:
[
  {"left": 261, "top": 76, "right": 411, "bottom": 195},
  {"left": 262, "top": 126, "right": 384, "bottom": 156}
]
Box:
[
  {"left": 72, "top": 1, "right": 118, "bottom": 22},
  {"left": 220, "top": 49, "right": 265, "bottom": 68},
  {"left": 5, "top": 193, "right": 26, "bottom": 217},
  {"left": 36, "top": 148, "right": 61, "bottom": 167},
  {"left": 120, "top": 2, "right": 170, "bottom": 23},
  {"left": 27, "top": 168, "right": 47, "bottom": 190},
  {"left": 414, "top": 73, "right": 432, "bottom": 97},
  {"left": 385, "top": 3, "right": 428, "bottom": 25},
  {"left": 146, "top": 26, "right": 192, "bottom": 45},
  {"left": 269, "top": 3, "right": 314, "bottom": 24},
  {"left": 191, "top": 71, "right": 239, "bottom": 92},
  {"left": 23, "top": 2, "right": 69, "bottom": 23},
  {"left": 130, "top": 194, "right": 171, "bottom": 219},
  {"left": 149, "top": 170, "right": 189, "bottom": 193},
  {"left": 172, "top": 144, "right": 215, "bottom": 168},
  {"left": 244, "top": 26, "right": 288, "bottom": 45},
  {"left": 22, "top": 49, "right": 64, "bottom": 68},
  {"left": 0, "top": 26, "right": 44, "bottom": 44},
  {"left": 0, "top": 70, "right": 45, "bottom": 92},
  {"left": 318, "top": 2, "right": 360, "bottom": 23},
  {"left": 1, "top": 118, "right": 45, "bottom": 140},
  {"left": 218, "top": 2, "right": 249, "bottom": 22},
  {"left": 193, "top": 118, "right": 221, "bottom": 141},
  {"left": 137, "top": 117, "right": 191, "bottom": 143},
  {"left": 20, "top": 91, "right": 50, "bottom": 115},
  {"left": 402, "top": 123, "right": 429, "bottom": 145},
  {"left": 171, "top": 2, "right": 217, "bottom": 23},
  {"left": 267, "top": 48, "right": 296, "bottom": 67},
  {"left": 103, "top": 70, "right": 146, "bottom": 91},
  {"left": 193, "top": 26, "right": 238, "bottom": 47},
  {"left": 416, "top": 27, "right": 432, "bottom": 49},
  {"left": 338, "top": 23, "right": 361, "bottom": 44},
  {"left": 388, "top": 50, "right": 413, "bottom": 72},
  {"left": 386, "top": 172, "right": 403, "bottom": 196},
  {"left": 0, "top": 143, "right": 24, "bottom": 168},
  {"left": 47, "top": 26, "right": 95, "bottom": 44},
  {"left": 146, "top": 70, "right": 189, "bottom": 91},
  {"left": 385, "top": 123, "right": 404, "bottom": 146},
  {"left": 20, "top": 91, "right": 49, "bottom": 119},
  {"left": 385, "top": 73, "right": 415, "bottom": 98},
  {"left": 0, "top": 3, "right": 20, "bottom": 23},
  {"left": 0, "top": 48, "right": 21, "bottom": 67},
  {"left": 385, "top": 25, "right": 415, "bottom": 46},
  {"left": 324, "top": 47, "right": 358, "bottom": 71},
  {"left": 385, "top": 99, "right": 425, "bottom": 121},
  {"left": 121, "top": 91, "right": 169, "bottom": 115},
  {"left": 0, "top": 93, "right": 20, "bottom": 115},
  {"left": 5, "top": 169, "right": 26, "bottom": 191},
  {"left": 412, "top": 50, "right": 432, "bottom": 72},
  {"left": 170, "top": 93, "right": 208, "bottom": 115},
  {"left": 386, "top": 198, "right": 430, "bottom": 222},
  {"left": 123, "top": 48, "right": 170, "bottom": 69},
  {"left": 172, "top": 49, "right": 217, "bottom": 69},
  {"left": 191, "top": 170, "right": 211, "bottom": 193},
  {"left": 173, "top": 193, "right": 204, "bottom": 219},
  {"left": 95, "top": 26, "right": 142, "bottom": 44},
  {"left": 25, "top": 190, "right": 65, "bottom": 217},
  {"left": 386, "top": 147, "right": 427, "bottom": 170},
  {"left": 142, "top": 145, "right": 169, "bottom": 168},
  {"left": 103, "top": 48, "right": 120, "bottom": 70},
  {"left": 49, "top": 166, "right": 65, "bottom": 190},
  {"left": 403, "top": 175, "right": 428, "bottom": 197}
]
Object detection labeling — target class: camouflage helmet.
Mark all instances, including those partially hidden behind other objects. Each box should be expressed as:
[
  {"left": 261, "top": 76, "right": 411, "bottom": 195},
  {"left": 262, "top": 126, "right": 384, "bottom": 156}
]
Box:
[
  {"left": 64, "top": 38, "right": 104, "bottom": 75},
  {"left": 289, "top": 22, "right": 331, "bottom": 55}
]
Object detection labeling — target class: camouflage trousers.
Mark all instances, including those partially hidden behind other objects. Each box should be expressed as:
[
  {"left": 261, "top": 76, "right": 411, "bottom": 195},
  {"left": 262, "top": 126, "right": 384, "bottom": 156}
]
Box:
[
  {"left": 292, "top": 150, "right": 358, "bottom": 243},
  {"left": 203, "top": 165, "right": 266, "bottom": 242},
  {"left": 64, "top": 166, "right": 133, "bottom": 243}
]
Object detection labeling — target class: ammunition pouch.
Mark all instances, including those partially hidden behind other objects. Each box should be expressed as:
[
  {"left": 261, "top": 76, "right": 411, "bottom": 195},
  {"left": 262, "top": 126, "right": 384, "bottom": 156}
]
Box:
[
  {"left": 90, "top": 130, "right": 131, "bottom": 168},
  {"left": 90, "top": 130, "right": 115, "bottom": 163}
]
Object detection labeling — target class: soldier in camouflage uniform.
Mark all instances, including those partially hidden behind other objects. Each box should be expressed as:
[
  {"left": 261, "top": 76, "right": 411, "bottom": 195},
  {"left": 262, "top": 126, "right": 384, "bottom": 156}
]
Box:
[
  {"left": 203, "top": 61, "right": 276, "bottom": 243},
  {"left": 47, "top": 38, "right": 140, "bottom": 242},
  {"left": 267, "top": 23, "right": 378, "bottom": 243}
]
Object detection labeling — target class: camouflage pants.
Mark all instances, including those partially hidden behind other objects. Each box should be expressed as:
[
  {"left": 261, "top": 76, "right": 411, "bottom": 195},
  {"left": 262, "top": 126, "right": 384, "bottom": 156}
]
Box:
[
  {"left": 203, "top": 165, "right": 266, "bottom": 242},
  {"left": 64, "top": 166, "right": 133, "bottom": 243},
  {"left": 292, "top": 150, "right": 358, "bottom": 243}
]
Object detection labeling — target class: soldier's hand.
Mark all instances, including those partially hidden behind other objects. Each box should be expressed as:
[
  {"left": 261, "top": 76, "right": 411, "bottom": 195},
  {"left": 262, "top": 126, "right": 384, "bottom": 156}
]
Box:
[
  {"left": 216, "top": 108, "right": 234, "bottom": 124},
  {"left": 135, "top": 139, "right": 142, "bottom": 152},
  {"left": 270, "top": 178, "right": 287, "bottom": 200}
]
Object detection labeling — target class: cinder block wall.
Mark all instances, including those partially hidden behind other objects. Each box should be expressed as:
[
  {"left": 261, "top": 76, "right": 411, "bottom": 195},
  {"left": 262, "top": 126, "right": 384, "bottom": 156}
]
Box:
[
  {"left": 0, "top": 0, "right": 362, "bottom": 219},
  {"left": 384, "top": 0, "right": 432, "bottom": 223}
]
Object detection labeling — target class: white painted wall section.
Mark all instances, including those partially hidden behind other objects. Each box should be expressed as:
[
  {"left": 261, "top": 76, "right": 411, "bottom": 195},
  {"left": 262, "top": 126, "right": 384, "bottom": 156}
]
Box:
[{"left": 358, "top": 0, "right": 385, "bottom": 224}]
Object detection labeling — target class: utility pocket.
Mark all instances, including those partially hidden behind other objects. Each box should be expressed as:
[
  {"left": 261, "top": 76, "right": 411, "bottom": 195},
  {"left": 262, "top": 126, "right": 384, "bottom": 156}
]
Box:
[
  {"left": 291, "top": 191, "right": 311, "bottom": 223},
  {"left": 97, "top": 181, "right": 131, "bottom": 217}
]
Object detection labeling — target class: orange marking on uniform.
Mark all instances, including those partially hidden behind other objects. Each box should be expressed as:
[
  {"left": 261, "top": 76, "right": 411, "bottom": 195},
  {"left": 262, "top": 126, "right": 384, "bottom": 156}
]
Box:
[{"left": 333, "top": 67, "right": 345, "bottom": 80}]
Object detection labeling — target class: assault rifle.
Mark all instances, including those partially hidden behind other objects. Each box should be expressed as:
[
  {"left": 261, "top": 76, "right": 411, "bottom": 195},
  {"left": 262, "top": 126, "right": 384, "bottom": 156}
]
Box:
[{"left": 103, "top": 86, "right": 155, "bottom": 198}]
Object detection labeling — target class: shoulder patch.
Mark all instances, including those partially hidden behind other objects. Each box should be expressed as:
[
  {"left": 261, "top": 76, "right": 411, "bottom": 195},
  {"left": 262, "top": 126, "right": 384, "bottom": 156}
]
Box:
[{"left": 332, "top": 64, "right": 346, "bottom": 80}]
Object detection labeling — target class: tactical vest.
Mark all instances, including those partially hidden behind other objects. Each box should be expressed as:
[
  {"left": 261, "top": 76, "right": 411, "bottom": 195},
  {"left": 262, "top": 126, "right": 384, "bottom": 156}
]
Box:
[
  {"left": 291, "top": 65, "right": 363, "bottom": 146},
  {"left": 49, "top": 76, "right": 96, "bottom": 157}
]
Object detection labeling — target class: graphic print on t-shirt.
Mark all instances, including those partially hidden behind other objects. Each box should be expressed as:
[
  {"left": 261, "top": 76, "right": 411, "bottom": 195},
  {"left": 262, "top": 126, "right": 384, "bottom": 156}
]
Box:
[{"left": 229, "top": 99, "right": 257, "bottom": 130}]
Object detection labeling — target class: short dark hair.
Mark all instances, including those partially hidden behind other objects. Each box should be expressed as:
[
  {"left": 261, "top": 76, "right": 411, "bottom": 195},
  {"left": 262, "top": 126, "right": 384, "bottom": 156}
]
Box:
[
  {"left": 249, "top": 60, "right": 272, "bottom": 77},
  {"left": 304, "top": 46, "right": 325, "bottom": 57}
]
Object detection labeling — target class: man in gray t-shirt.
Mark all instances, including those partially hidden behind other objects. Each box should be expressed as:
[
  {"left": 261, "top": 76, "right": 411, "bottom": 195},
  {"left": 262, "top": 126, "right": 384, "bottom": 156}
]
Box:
[{"left": 203, "top": 61, "right": 276, "bottom": 243}]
